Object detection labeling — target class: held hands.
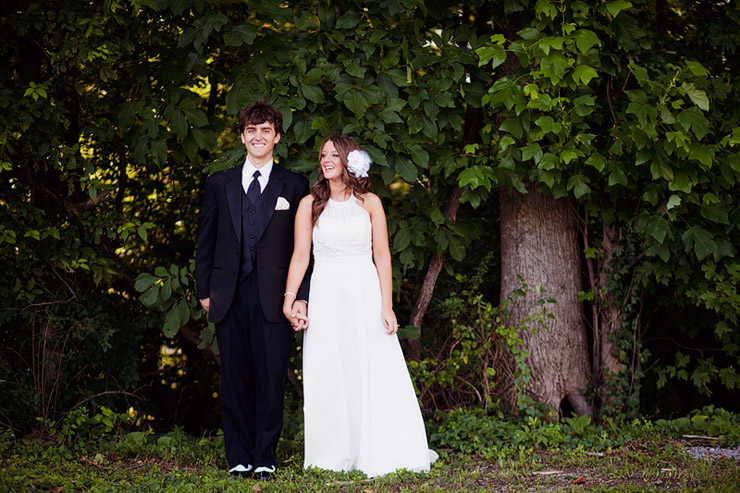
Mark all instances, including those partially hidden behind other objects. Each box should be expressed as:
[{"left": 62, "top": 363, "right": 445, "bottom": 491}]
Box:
[
  {"left": 283, "top": 295, "right": 308, "bottom": 331},
  {"left": 382, "top": 306, "right": 398, "bottom": 335}
]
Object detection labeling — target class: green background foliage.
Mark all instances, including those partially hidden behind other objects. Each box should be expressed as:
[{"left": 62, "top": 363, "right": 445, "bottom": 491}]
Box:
[{"left": 2, "top": 0, "right": 740, "bottom": 442}]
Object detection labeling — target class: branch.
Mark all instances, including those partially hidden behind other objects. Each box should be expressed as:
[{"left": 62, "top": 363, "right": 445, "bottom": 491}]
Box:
[{"left": 75, "top": 189, "right": 113, "bottom": 213}]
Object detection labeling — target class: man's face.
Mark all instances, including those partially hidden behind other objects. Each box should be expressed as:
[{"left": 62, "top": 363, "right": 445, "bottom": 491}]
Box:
[{"left": 240, "top": 121, "right": 280, "bottom": 166}]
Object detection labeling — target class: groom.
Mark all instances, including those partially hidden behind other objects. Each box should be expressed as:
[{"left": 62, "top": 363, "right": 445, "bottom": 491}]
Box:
[{"left": 195, "top": 101, "right": 309, "bottom": 480}]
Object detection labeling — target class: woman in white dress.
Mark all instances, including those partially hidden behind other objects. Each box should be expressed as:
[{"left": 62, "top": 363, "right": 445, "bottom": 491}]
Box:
[{"left": 282, "top": 136, "right": 434, "bottom": 478}]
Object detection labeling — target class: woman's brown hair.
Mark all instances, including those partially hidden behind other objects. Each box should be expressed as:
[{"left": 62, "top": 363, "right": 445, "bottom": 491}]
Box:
[{"left": 311, "top": 136, "right": 372, "bottom": 225}]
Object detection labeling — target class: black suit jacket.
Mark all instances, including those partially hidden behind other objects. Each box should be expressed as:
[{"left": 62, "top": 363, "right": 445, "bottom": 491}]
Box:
[{"left": 195, "top": 163, "right": 310, "bottom": 324}]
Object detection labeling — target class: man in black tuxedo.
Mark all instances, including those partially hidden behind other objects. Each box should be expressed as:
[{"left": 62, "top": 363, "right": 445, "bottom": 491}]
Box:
[{"left": 195, "top": 101, "right": 309, "bottom": 480}]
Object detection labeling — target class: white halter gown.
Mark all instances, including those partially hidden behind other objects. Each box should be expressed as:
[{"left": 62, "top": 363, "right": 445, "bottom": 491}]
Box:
[{"left": 301, "top": 195, "right": 433, "bottom": 477}]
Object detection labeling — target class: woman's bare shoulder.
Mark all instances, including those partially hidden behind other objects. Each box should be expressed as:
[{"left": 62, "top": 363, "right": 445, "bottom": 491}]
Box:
[
  {"left": 357, "top": 192, "right": 384, "bottom": 214},
  {"left": 299, "top": 194, "right": 315, "bottom": 207},
  {"left": 357, "top": 191, "right": 381, "bottom": 205}
]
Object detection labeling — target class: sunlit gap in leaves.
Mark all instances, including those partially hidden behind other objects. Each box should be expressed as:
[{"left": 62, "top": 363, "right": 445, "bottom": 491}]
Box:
[
  {"left": 159, "top": 344, "right": 186, "bottom": 390},
  {"left": 126, "top": 406, "right": 155, "bottom": 428}
]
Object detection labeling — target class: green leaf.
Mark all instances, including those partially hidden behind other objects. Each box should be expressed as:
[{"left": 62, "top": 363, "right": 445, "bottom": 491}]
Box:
[
  {"left": 689, "top": 144, "right": 714, "bottom": 167},
  {"left": 539, "top": 153, "right": 558, "bottom": 170},
  {"left": 140, "top": 284, "right": 160, "bottom": 307},
  {"left": 605, "top": 0, "right": 632, "bottom": 18},
  {"left": 574, "top": 29, "right": 601, "bottom": 53},
  {"left": 447, "top": 235, "right": 465, "bottom": 261},
  {"left": 561, "top": 149, "right": 580, "bottom": 165},
  {"left": 335, "top": 11, "right": 360, "bottom": 29},
  {"left": 301, "top": 84, "right": 324, "bottom": 103},
  {"left": 567, "top": 174, "right": 591, "bottom": 198},
  {"left": 172, "top": 109, "right": 188, "bottom": 140},
  {"left": 646, "top": 216, "right": 669, "bottom": 243},
  {"left": 343, "top": 89, "right": 367, "bottom": 118},
  {"left": 151, "top": 140, "right": 168, "bottom": 166},
  {"left": 666, "top": 194, "right": 682, "bottom": 210},
  {"left": 572, "top": 65, "right": 598, "bottom": 85},
  {"left": 407, "top": 144, "right": 429, "bottom": 168},
  {"left": 585, "top": 153, "right": 606, "bottom": 172},
  {"left": 292, "top": 119, "right": 315, "bottom": 145},
  {"left": 608, "top": 167, "right": 628, "bottom": 186},
  {"left": 650, "top": 158, "right": 674, "bottom": 181},
  {"left": 677, "top": 107, "right": 710, "bottom": 140},
  {"left": 682, "top": 82, "right": 709, "bottom": 111},
  {"left": 685, "top": 60, "right": 709, "bottom": 77},
  {"left": 393, "top": 228, "right": 411, "bottom": 251},
  {"left": 396, "top": 325, "right": 420, "bottom": 340},
  {"left": 476, "top": 43, "right": 506, "bottom": 69},
  {"left": 343, "top": 59, "right": 367, "bottom": 78},
  {"left": 683, "top": 226, "right": 717, "bottom": 261},
  {"left": 137, "top": 224, "right": 148, "bottom": 242},
  {"left": 182, "top": 108, "right": 208, "bottom": 127},
  {"left": 134, "top": 273, "right": 158, "bottom": 292},
  {"left": 521, "top": 143, "right": 543, "bottom": 163},
  {"left": 700, "top": 205, "right": 731, "bottom": 225},
  {"left": 163, "top": 298, "right": 190, "bottom": 338},
  {"left": 535, "top": 116, "right": 562, "bottom": 134},
  {"left": 161, "top": 279, "right": 172, "bottom": 301},
  {"left": 395, "top": 158, "right": 417, "bottom": 182}
]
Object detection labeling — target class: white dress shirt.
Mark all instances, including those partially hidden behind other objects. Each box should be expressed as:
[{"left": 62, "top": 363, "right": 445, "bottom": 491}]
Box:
[{"left": 241, "top": 156, "right": 273, "bottom": 194}]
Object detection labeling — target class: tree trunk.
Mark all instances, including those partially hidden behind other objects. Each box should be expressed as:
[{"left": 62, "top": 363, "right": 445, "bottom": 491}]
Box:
[
  {"left": 499, "top": 185, "right": 593, "bottom": 417},
  {"left": 598, "top": 221, "right": 622, "bottom": 386}
]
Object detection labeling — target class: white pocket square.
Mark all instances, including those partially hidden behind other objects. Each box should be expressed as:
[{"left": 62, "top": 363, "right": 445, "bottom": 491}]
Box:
[{"left": 275, "top": 197, "right": 290, "bottom": 210}]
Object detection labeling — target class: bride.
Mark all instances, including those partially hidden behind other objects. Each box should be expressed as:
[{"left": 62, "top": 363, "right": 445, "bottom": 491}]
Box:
[{"left": 282, "top": 136, "right": 435, "bottom": 477}]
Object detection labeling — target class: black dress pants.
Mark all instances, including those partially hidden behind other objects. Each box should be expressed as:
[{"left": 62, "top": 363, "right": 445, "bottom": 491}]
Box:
[{"left": 215, "top": 272, "right": 293, "bottom": 468}]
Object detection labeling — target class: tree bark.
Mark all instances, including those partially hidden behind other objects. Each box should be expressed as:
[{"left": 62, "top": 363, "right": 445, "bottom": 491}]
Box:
[
  {"left": 598, "top": 221, "right": 622, "bottom": 376},
  {"left": 499, "top": 185, "right": 593, "bottom": 417}
]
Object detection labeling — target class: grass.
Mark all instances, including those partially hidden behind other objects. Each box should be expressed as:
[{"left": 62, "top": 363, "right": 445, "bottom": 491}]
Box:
[
  {"left": 2, "top": 408, "right": 739, "bottom": 492},
  {"left": 1, "top": 436, "right": 739, "bottom": 492}
]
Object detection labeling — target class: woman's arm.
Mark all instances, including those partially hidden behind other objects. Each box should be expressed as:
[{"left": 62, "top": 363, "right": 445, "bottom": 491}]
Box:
[
  {"left": 364, "top": 194, "right": 398, "bottom": 335},
  {"left": 283, "top": 195, "right": 314, "bottom": 330}
]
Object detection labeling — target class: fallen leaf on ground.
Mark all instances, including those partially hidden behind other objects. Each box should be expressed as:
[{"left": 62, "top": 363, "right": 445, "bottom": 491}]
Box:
[{"left": 570, "top": 475, "right": 587, "bottom": 484}]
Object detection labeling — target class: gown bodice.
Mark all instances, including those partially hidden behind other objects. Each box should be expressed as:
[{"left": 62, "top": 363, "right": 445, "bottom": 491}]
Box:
[{"left": 312, "top": 195, "right": 372, "bottom": 260}]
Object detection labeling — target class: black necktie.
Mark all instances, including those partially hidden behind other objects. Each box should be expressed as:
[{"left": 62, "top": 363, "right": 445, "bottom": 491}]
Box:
[{"left": 247, "top": 170, "right": 261, "bottom": 203}]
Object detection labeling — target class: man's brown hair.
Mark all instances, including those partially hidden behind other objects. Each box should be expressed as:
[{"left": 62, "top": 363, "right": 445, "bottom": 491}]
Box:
[{"left": 238, "top": 101, "right": 283, "bottom": 134}]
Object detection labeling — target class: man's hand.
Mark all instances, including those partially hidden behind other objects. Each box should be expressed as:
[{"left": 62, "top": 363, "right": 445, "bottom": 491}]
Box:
[
  {"left": 200, "top": 298, "right": 210, "bottom": 313},
  {"left": 283, "top": 298, "right": 305, "bottom": 330},
  {"left": 291, "top": 300, "right": 308, "bottom": 331}
]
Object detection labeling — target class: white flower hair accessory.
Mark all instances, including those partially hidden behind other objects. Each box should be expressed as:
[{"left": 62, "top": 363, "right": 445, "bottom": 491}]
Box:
[{"left": 346, "top": 149, "right": 372, "bottom": 178}]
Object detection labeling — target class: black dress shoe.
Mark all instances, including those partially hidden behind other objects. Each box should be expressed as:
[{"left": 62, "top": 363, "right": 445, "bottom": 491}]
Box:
[
  {"left": 253, "top": 470, "right": 275, "bottom": 481},
  {"left": 228, "top": 464, "right": 253, "bottom": 478},
  {"left": 230, "top": 470, "right": 252, "bottom": 479}
]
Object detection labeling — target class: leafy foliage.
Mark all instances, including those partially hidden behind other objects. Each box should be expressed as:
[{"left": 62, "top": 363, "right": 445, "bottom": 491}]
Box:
[
  {"left": 430, "top": 408, "right": 623, "bottom": 459},
  {"left": 656, "top": 405, "right": 740, "bottom": 447},
  {"left": 3, "top": 0, "right": 740, "bottom": 435},
  {"left": 471, "top": 0, "right": 740, "bottom": 408},
  {"left": 410, "top": 256, "right": 555, "bottom": 415}
]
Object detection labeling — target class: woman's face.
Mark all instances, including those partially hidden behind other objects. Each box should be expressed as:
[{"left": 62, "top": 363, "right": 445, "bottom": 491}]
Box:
[{"left": 320, "top": 140, "right": 344, "bottom": 181}]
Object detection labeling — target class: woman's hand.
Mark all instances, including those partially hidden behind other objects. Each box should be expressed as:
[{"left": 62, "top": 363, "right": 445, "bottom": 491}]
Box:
[
  {"left": 283, "top": 298, "right": 308, "bottom": 331},
  {"left": 382, "top": 306, "right": 398, "bottom": 335}
]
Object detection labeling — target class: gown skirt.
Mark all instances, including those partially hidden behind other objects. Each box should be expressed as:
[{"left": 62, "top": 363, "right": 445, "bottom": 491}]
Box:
[{"left": 302, "top": 195, "right": 433, "bottom": 478}]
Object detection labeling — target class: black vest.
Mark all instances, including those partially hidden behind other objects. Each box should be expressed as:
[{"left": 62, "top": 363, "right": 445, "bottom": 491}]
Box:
[{"left": 238, "top": 186, "right": 265, "bottom": 280}]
